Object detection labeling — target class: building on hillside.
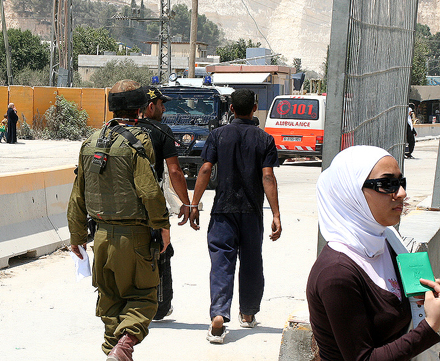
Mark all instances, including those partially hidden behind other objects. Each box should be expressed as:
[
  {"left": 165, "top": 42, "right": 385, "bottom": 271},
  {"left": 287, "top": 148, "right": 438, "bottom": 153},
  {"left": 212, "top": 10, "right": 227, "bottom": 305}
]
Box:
[
  {"left": 205, "top": 64, "right": 295, "bottom": 127},
  {"left": 145, "top": 40, "right": 209, "bottom": 59},
  {"left": 78, "top": 52, "right": 220, "bottom": 83},
  {"left": 246, "top": 48, "right": 272, "bottom": 65}
]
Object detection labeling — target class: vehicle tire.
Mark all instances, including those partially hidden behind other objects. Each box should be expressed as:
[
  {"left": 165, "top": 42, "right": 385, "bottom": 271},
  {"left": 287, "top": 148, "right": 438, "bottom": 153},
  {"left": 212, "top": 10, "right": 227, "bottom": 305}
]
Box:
[
  {"left": 278, "top": 158, "right": 286, "bottom": 165},
  {"left": 208, "top": 163, "right": 218, "bottom": 189}
]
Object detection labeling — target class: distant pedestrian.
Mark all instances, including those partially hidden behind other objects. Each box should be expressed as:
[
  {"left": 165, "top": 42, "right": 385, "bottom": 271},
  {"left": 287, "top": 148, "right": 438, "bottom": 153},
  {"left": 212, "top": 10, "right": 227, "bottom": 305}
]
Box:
[
  {"left": 406, "top": 106, "right": 417, "bottom": 159},
  {"left": 6, "top": 103, "right": 18, "bottom": 144},
  {"left": 189, "top": 88, "right": 282, "bottom": 344},
  {"left": 0, "top": 115, "right": 7, "bottom": 142}
]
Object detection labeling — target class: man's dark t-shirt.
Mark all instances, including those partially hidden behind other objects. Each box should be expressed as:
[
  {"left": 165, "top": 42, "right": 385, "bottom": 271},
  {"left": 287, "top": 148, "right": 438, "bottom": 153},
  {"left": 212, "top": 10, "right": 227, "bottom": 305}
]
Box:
[
  {"left": 140, "top": 119, "right": 177, "bottom": 181},
  {"left": 201, "top": 118, "right": 279, "bottom": 215}
]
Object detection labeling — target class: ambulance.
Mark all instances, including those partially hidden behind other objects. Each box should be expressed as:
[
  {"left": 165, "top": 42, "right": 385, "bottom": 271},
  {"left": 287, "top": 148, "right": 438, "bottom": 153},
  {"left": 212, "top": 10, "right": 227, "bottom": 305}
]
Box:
[{"left": 264, "top": 94, "right": 326, "bottom": 163}]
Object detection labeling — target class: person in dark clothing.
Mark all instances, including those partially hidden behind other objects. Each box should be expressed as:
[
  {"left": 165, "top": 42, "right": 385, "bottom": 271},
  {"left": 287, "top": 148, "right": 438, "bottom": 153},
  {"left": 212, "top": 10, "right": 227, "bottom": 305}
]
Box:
[
  {"left": 306, "top": 145, "right": 440, "bottom": 361},
  {"left": 6, "top": 103, "right": 18, "bottom": 144},
  {"left": 406, "top": 107, "right": 417, "bottom": 159},
  {"left": 138, "top": 87, "right": 191, "bottom": 320},
  {"left": 189, "top": 88, "right": 282, "bottom": 344}
]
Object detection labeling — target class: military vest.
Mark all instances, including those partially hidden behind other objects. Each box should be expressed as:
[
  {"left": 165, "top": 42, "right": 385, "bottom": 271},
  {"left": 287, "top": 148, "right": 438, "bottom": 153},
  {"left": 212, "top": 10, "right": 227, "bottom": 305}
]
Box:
[{"left": 81, "top": 126, "right": 156, "bottom": 222}]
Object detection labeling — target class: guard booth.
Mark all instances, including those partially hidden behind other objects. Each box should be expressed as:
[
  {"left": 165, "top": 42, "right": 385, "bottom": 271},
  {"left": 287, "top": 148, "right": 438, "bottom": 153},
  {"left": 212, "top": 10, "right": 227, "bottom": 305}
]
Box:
[
  {"left": 409, "top": 85, "right": 440, "bottom": 137},
  {"left": 206, "top": 65, "right": 295, "bottom": 128},
  {"left": 409, "top": 86, "right": 440, "bottom": 124}
]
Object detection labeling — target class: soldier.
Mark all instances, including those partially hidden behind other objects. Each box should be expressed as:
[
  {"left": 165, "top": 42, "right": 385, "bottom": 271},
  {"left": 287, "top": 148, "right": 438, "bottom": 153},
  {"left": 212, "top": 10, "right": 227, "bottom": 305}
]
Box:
[
  {"left": 138, "top": 86, "right": 191, "bottom": 320},
  {"left": 68, "top": 79, "right": 170, "bottom": 361}
]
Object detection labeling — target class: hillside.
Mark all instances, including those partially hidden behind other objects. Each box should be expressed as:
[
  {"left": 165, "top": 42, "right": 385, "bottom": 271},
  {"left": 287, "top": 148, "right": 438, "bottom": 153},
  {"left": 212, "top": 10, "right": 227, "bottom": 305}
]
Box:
[
  {"left": 3, "top": 0, "right": 438, "bottom": 74},
  {"left": 418, "top": 0, "right": 440, "bottom": 34}
]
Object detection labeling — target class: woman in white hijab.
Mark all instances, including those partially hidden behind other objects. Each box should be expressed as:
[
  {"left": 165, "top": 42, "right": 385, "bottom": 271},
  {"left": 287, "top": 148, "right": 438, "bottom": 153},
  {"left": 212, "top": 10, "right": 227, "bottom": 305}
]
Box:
[{"left": 306, "top": 145, "right": 440, "bottom": 360}]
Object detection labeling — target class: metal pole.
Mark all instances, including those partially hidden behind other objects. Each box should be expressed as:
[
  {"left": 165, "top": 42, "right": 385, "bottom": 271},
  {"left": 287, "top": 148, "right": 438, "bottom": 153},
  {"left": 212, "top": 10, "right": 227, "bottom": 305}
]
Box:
[
  {"left": 432, "top": 139, "right": 440, "bottom": 208},
  {"left": 321, "top": 0, "right": 351, "bottom": 171},
  {"left": 0, "top": 0, "right": 12, "bottom": 85},
  {"left": 49, "top": 0, "right": 57, "bottom": 86},
  {"left": 188, "top": 0, "right": 198, "bottom": 78},
  {"left": 166, "top": 1, "right": 171, "bottom": 78},
  {"left": 67, "top": 0, "right": 73, "bottom": 87},
  {"left": 317, "top": 0, "right": 351, "bottom": 255}
]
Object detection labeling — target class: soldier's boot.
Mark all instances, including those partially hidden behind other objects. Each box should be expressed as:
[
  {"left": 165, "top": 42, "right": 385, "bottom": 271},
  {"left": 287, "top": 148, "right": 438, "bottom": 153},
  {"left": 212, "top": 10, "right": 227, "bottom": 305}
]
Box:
[{"left": 106, "top": 333, "right": 138, "bottom": 361}]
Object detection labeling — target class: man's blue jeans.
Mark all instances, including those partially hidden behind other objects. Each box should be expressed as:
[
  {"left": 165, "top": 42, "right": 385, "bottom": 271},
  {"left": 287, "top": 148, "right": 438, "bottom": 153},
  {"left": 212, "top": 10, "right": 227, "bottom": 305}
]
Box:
[{"left": 207, "top": 213, "right": 264, "bottom": 322}]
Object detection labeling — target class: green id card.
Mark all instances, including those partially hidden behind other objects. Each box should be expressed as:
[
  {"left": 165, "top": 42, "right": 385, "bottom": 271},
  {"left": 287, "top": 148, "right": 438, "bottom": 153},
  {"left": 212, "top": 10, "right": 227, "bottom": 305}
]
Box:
[{"left": 396, "top": 252, "right": 435, "bottom": 297}]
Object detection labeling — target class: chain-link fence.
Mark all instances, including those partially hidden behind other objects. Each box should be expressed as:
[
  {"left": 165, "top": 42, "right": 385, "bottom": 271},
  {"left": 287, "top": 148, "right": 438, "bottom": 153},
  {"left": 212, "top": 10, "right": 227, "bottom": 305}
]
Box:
[{"left": 323, "top": 0, "right": 418, "bottom": 170}]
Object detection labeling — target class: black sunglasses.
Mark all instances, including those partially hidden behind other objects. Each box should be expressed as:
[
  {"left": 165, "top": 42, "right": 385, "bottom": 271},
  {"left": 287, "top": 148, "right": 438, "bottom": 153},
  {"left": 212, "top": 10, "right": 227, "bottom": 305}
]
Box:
[{"left": 363, "top": 177, "right": 406, "bottom": 194}]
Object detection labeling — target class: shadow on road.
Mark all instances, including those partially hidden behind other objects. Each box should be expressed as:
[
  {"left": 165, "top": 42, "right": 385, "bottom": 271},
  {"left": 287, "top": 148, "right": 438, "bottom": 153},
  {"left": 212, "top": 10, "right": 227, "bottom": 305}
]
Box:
[
  {"left": 150, "top": 320, "right": 283, "bottom": 343},
  {"left": 283, "top": 160, "right": 322, "bottom": 167}
]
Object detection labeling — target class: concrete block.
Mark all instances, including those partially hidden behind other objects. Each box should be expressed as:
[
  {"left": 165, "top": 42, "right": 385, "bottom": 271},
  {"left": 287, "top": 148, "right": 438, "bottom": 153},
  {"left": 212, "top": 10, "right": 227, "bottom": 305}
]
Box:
[
  {"left": 279, "top": 304, "right": 320, "bottom": 361},
  {"left": 399, "top": 208, "right": 440, "bottom": 277},
  {"left": 0, "top": 166, "right": 75, "bottom": 268},
  {"left": 279, "top": 317, "right": 320, "bottom": 360}
]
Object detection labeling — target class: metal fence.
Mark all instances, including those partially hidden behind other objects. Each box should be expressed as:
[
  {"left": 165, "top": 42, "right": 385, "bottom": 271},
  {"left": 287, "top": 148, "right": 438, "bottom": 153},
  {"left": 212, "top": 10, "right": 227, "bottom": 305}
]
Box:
[
  {"left": 323, "top": 0, "right": 419, "bottom": 171},
  {"left": 318, "top": 0, "right": 419, "bottom": 254}
]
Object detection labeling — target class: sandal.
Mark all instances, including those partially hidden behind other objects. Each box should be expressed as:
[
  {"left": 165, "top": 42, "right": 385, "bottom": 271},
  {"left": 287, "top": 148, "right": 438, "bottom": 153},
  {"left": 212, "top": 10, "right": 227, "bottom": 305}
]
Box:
[{"left": 206, "top": 324, "right": 228, "bottom": 344}]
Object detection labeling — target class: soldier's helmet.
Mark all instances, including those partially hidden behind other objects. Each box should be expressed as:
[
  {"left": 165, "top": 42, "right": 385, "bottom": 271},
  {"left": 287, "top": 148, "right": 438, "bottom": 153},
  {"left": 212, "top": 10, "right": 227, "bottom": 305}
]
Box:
[{"left": 108, "top": 79, "right": 148, "bottom": 112}]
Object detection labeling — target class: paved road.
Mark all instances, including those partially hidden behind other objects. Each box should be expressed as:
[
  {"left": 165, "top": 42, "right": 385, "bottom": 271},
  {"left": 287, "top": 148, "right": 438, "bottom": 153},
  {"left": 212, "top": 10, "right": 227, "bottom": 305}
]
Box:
[{"left": 0, "top": 139, "right": 438, "bottom": 361}]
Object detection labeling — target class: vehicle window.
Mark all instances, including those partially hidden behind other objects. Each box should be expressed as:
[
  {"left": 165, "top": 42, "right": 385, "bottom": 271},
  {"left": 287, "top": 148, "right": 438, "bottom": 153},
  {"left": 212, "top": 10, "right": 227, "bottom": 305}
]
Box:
[
  {"left": 164, "top": 99, "right": 214, "bottom": 116},
  {"left": 270, "top": 98, "right": 319, "bottom": 120}
]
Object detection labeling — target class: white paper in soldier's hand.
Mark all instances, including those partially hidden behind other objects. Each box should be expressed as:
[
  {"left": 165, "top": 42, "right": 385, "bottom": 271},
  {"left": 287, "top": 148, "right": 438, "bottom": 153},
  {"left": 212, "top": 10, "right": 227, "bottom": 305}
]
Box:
[{"left": 70, "top": 246, "right": 91, "bottom": 282}]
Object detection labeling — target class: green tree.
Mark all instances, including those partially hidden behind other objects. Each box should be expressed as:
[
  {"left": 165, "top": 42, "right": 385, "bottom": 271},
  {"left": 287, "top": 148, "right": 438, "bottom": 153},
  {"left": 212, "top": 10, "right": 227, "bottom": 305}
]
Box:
[
  {"left": 0, "top": 29, "right": 49, "bottom": 84},
  {"left": 197, "top": 13, "right": 223, "bottom": 54},
  {"left": 90, "top": 59, "right": 153, "bottom": 88},
  {"left": 411, "top": 35, "right": 429, "bottom": 85},
  {"left": 14, "top": 66, "right": 50, "bottom": 86},
  {"left": 293, "top": 58, "right": 302, "bottom": 72},
  {"left": 416, "top": 23, "right": 431, "bottom": 38},
  {"left": 161, "top": 4, "right": 223, "bottom": 54},
  {"left": 170, "top": 4, "right": 191, "bottom": 40},
  {"left": 216, "top": 39, "right": 261, "bottom": 62},
  {"left": 410, "top": 23, "right": 430, "bottom": 85},
  {"left": 321, "top": 47, "right": 329, "bottom": 92},
  {"left": 73, "top": 26, "right": 118, "bottom": 70}
]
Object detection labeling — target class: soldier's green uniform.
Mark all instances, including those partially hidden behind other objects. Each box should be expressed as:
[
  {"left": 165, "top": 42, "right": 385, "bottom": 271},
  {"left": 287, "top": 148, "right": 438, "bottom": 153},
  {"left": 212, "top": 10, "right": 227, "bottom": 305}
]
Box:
[{"left": 68, "top": 125, "right": 170, "bottom": 355}]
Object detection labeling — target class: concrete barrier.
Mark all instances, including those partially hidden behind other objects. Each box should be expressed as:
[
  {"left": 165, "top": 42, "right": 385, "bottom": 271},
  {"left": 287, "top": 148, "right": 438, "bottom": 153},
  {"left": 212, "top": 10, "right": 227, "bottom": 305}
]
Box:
[
  {"left": 414, "top": 124, "right": 440, "bottom": 138},
  {"left": 399, "top": 196, "right": 440, "bottom": 277},
  {"left": 0, "top": 165, "right": 76, "bottom": 268},
  {"left": 279, "top": 304, "right": 320, "bottom": 361}
]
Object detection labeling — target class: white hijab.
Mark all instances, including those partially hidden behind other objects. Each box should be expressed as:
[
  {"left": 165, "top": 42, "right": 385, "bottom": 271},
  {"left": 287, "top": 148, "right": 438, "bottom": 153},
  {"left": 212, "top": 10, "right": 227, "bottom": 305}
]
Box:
[{"left": 317, "top": 145, "right": 391, "bottom": 258}]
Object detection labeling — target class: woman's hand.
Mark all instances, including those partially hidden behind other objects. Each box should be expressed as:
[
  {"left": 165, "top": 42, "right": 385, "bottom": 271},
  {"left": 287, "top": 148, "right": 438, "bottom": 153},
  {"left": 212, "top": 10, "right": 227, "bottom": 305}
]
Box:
[{"left": 420, "top": 278, "right": 440, "bottom": 332}]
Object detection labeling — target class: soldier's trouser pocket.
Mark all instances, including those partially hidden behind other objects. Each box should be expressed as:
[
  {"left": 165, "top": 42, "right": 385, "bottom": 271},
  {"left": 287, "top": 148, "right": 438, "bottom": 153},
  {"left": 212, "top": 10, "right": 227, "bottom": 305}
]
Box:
[{"left": 134, "top": 243, "right": 159, "bottom": 289}]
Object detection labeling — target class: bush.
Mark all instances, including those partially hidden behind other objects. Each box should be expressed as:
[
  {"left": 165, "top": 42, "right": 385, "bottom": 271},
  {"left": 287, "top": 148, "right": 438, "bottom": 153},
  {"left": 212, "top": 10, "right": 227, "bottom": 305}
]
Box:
[
  {"left": 43, "top": 95, "right": 93, "bottom": 140},
  {"left": 18, "top": 115, "right": 34, "bottom": 139}
]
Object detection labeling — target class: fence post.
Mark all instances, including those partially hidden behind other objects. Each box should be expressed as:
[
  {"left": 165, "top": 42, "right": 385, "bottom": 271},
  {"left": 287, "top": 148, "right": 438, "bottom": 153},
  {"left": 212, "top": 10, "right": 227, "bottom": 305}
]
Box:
[
  {"left": 318, "top": 0, "right": 351, "bottom": 255},
  {"left": 431, "top": 139, "right": 440, "bottom": 208}
]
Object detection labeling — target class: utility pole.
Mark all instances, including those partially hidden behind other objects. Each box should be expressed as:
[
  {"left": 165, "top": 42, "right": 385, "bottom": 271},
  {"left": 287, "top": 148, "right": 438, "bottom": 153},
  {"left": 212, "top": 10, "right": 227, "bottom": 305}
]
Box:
[
  {"left": 157, "top": 0, "right": 171, "bottom": 82},
  {"left": 188, "top": 0, "right": 198, "bottom": 78},
  {"left": 50, "top": 0, "right": 73, "bottom": 87},
  {"left": 112, "top": 0, "right": 172, "bottom": 83},
  {"left": 0, "top": 0, "right": 12, "bottom": 85}
]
